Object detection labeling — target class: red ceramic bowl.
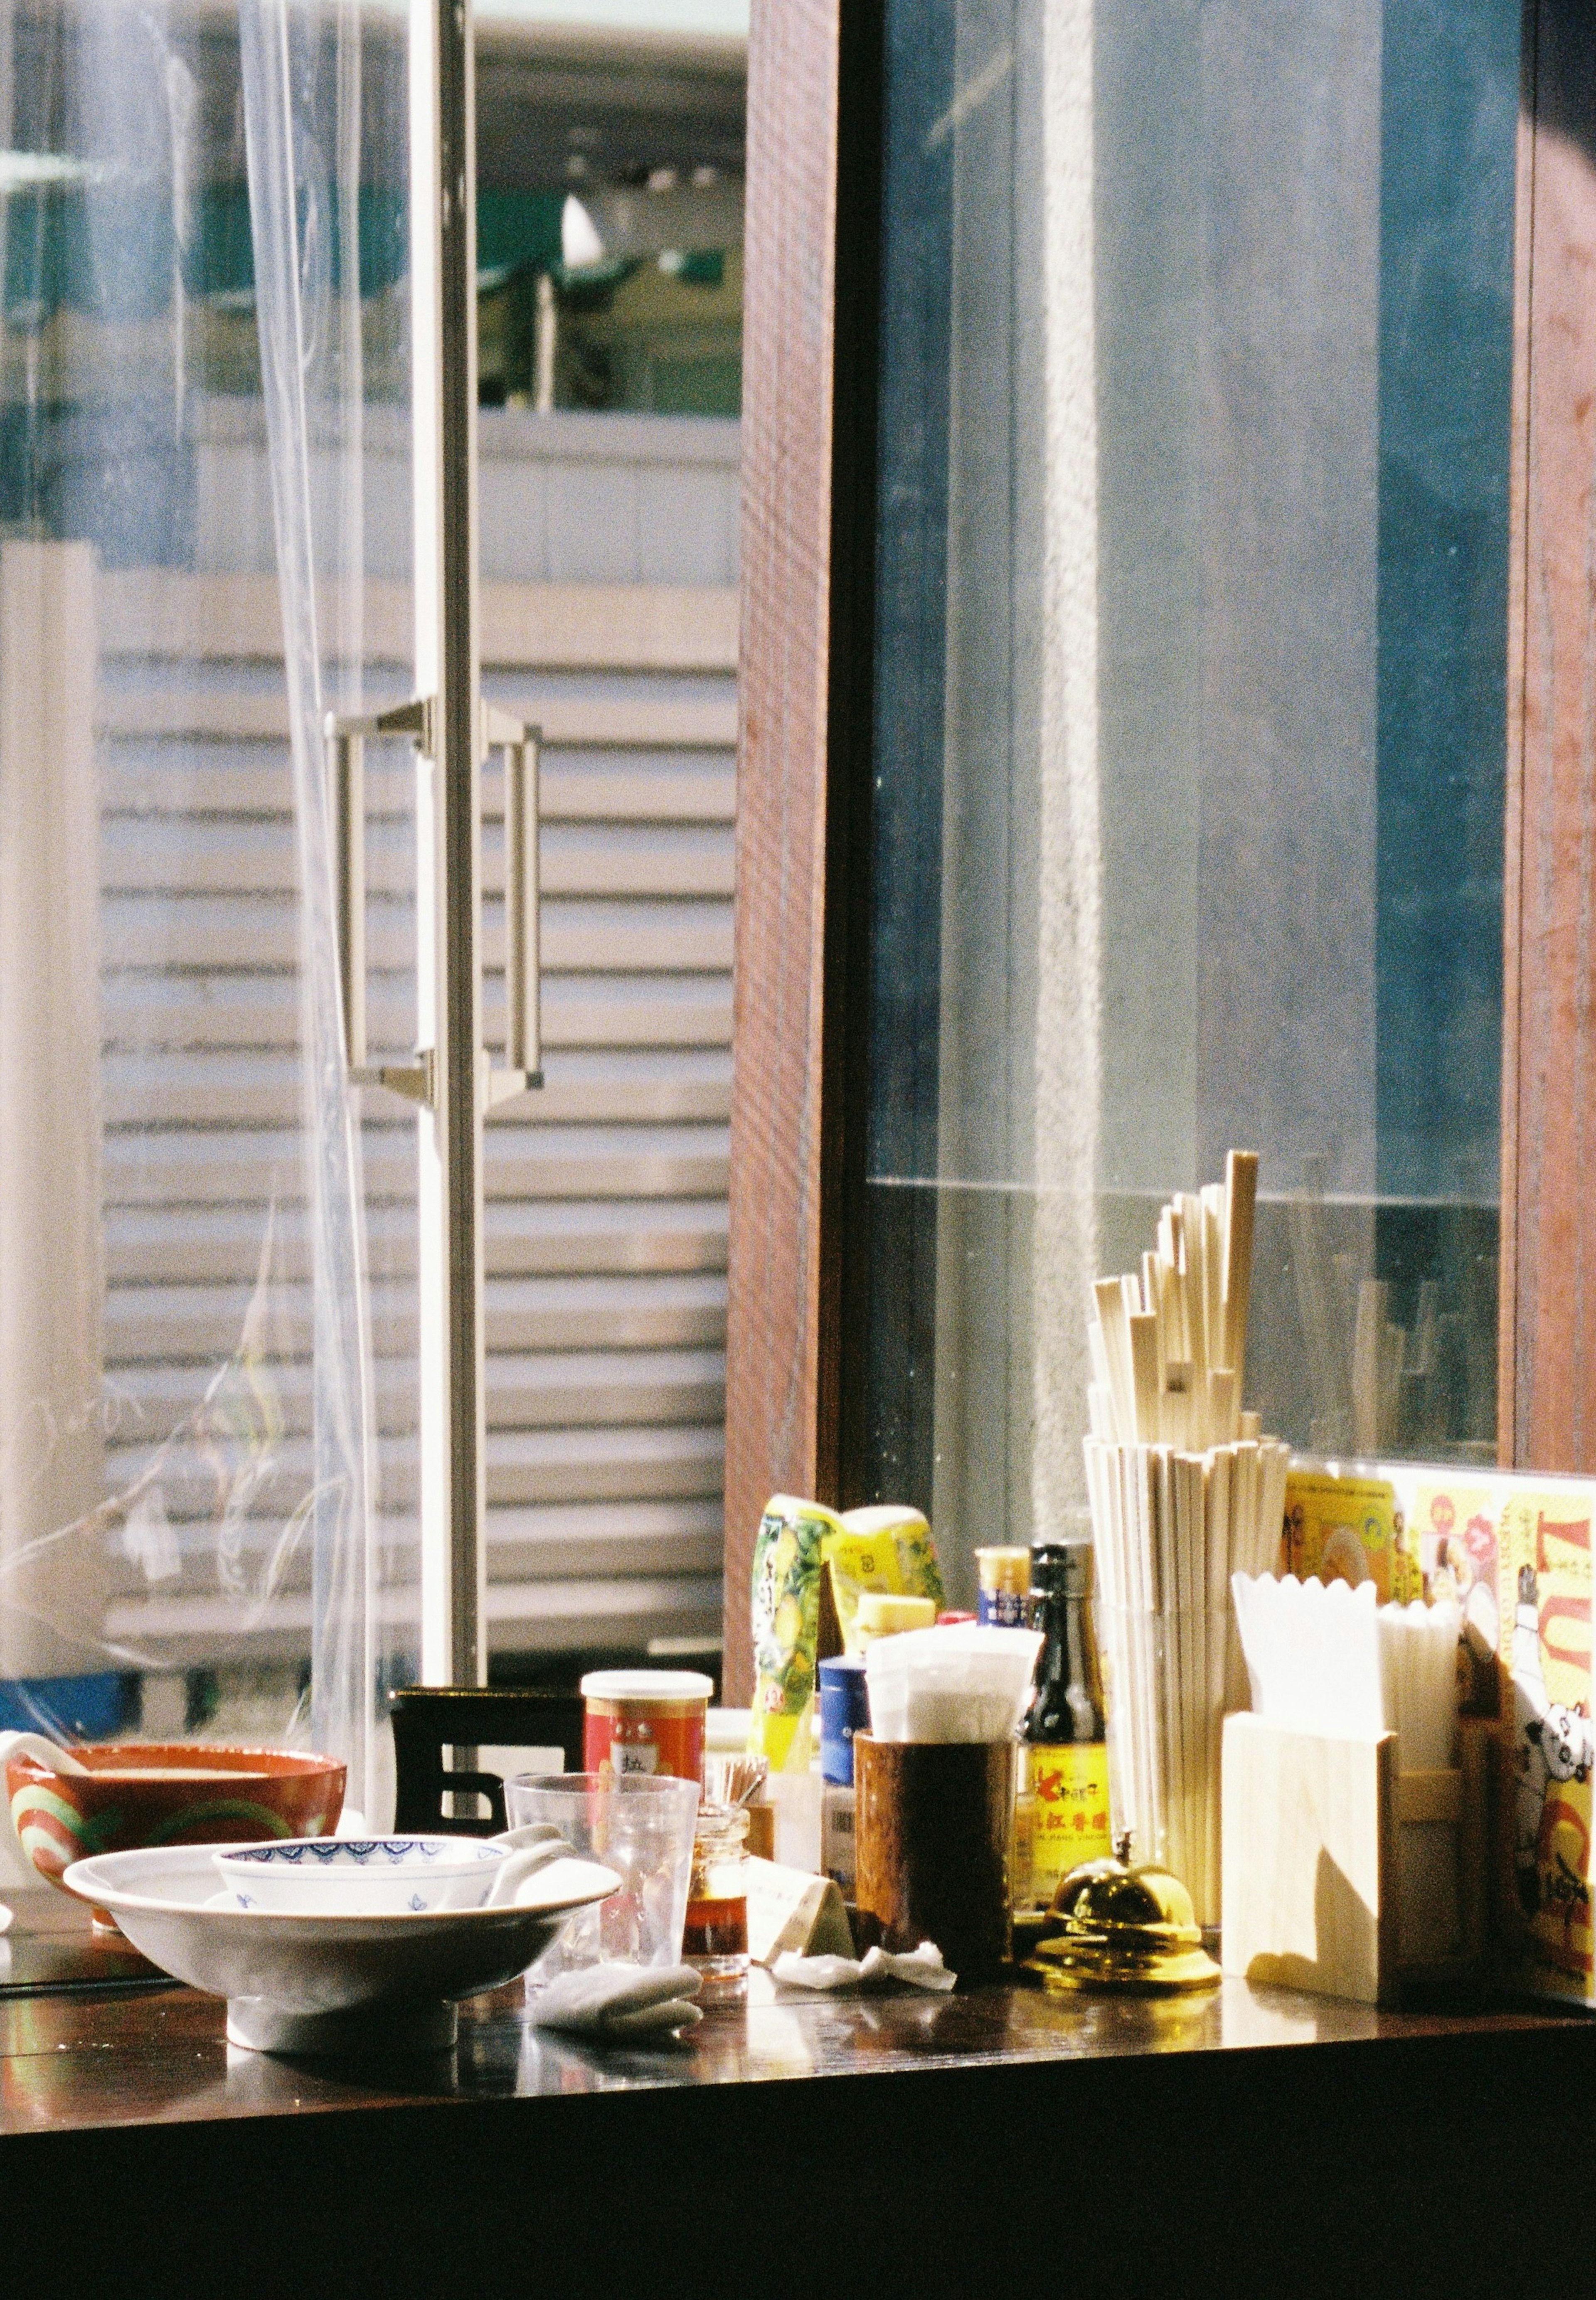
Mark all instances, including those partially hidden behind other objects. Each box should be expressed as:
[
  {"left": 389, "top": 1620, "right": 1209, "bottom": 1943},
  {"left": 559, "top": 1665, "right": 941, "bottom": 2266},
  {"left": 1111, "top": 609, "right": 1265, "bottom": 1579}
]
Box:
[{"left": 6, "top": 1743, "right": 346, "bottom": 1893}]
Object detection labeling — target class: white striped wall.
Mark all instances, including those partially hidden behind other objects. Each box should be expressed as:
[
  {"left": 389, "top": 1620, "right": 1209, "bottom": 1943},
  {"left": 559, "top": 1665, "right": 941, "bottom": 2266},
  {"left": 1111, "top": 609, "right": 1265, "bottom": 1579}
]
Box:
[{"left": 96, "top": 412, "right": 737, "bottom": 1666}]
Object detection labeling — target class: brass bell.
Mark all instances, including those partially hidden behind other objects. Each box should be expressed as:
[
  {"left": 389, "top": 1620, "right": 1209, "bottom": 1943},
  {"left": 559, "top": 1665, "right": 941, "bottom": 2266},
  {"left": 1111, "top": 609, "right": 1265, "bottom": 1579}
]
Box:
[{"left": 1025, "top": 1830, "right": 1222, "bottom": 1995}]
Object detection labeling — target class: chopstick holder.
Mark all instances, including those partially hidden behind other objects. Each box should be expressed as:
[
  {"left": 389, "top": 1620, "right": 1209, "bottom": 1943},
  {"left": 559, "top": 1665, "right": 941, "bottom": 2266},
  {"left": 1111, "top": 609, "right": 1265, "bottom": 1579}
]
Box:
[{"left": 1223, "top": 1580, "right": 1482, "bottom": 2003}]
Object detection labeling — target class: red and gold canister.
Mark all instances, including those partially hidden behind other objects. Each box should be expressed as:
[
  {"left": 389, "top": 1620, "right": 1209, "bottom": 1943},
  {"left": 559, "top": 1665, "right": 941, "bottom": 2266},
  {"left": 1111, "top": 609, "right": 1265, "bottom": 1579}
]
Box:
[{"left": 581, "top": 1669, "right": 714, "bottom": 1785}]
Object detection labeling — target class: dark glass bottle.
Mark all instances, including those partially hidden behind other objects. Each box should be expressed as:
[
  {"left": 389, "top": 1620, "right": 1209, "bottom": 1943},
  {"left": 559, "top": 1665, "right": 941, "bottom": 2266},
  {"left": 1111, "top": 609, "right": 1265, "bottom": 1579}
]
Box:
[
  {"left": 1021, "top": 1541, "right": 1111, "bottom": 1905},
  {"left": 1025, "top": 1542, "right": 1103, "bottom": 1745}
]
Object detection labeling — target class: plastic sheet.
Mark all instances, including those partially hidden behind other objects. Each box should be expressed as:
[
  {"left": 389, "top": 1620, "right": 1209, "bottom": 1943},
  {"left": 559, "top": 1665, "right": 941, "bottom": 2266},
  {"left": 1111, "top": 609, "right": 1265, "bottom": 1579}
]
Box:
[
  {"left": 0, "top": 0, "right": 413, "bottom": 1844},
  {"left": 239, "top": 0, "right": 383, "bottom": 1824}
]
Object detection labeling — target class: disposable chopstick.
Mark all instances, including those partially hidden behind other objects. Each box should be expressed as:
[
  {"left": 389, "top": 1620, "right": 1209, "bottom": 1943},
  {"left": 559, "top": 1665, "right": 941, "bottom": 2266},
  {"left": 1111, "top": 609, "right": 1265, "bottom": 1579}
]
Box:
[
  {"left": 1162, "top": 1358, "right": 1191, "bottom": 1452},
  {"left": 1133, "top": 1446, "right": 1160, "bottom": 1853},
  {"left": 1163, "top": 1269, "right": 1187, "bottom": 1371},
  {"left": 1222, "top": 1149, "right": 1258, "bottom": 1381},
  {"left": 1129, "top": 1311, "right": 1161, "bottom": 1443},
  {"left": 1259, "top": 1440, "right": 1290, "bottom": 1576},
  {"left": 1166, "top": 1204, "right": 1188, "bottom": 1341},
  {"left": 1196, "top": 1452, "right": 1217, "bottom": 1911},
  {"left": 1197, "top": 1452, "right": 1216, "bottom": 1919},
  {"left": 1236, "top": 1438, "right": 1260, "bottom": 1550},
  {"left": 1112, "top": 1443, "right": 1138, "bottom": 1834},
  {"left": 1201, "top": 1186, "right": 1224, "bottom": 1377},
  {"left": 1173, "top": 1450, "right": 1202, "bottom": 1896},
  {"left": 1114, "top": 1449, "right": 1144, "bottom": 1838},
  {"left": 1155, "top": 1447, "right": 1182, "bottom": 1876},
  {"left": 1106, "top": 1443, "right": 1138, "bottom": 1827},
  {"left": 1084, "top": 1438, "right": 1113, "bottom": 1599},
  {"left": 1181, "top": 1193, "right": 1209, "bottom": 1407},
  {"left": 1205, "top": 1446, "right": 1231, "bottom": 1921},
  {"left": 1095, "top": 1278, "right": 1136, "bottom": 1441},
  {"left": 1207, "top": 1366, "right": 1236, "bottom": 1448},
  {"left": 1195, "top": 1448, "right": 1221, "bottom": 1920},
  {"left": 1245, "top": 1439, "right": 1268, "bottom": 1576},
  {"left": 1088, "top": 1313, "right": 1116, "bottom": 1401},
  {"left": 1232, "top": 1441, "right": 1261, "bottom": 1708},
  {"left": 1126, "top": 1445, "right": 1149, "bottom": 1847},
  {"left": 1352, "top": 1280, "right": 1386, "bottom": 1455},
  {"left": 1084, "top": 1438, "right": 1119, "bottom": 1812},
  {"left": 1378, "top": 1603, "right": 1401, "bottom": 1752}
]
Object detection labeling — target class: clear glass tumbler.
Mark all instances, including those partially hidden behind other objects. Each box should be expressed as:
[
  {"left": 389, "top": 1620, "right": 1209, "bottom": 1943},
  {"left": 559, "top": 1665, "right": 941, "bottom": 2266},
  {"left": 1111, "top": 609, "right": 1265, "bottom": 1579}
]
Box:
[{"left": 505, "top": 1772, "right": 701, "bottom": 1982}]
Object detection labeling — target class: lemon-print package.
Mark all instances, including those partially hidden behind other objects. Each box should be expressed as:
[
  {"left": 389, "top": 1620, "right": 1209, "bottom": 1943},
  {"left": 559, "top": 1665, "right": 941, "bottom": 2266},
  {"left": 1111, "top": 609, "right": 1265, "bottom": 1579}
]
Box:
[
  {"left": 822, "top": 1505, "right": 945, "bottom": 1655},
  {"left": 748, "top": 1498, "right": 946, "bottom": 1772},
  {"left": 748, "top": 1496, "right": 842, "bottom": 1772}
]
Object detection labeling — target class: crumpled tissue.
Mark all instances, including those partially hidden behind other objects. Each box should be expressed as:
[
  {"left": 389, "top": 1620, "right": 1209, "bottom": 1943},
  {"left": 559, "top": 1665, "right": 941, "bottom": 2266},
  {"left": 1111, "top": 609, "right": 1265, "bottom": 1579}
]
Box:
[{"left": 772, "top": 1940, "right": 956, "bottom": 1992}]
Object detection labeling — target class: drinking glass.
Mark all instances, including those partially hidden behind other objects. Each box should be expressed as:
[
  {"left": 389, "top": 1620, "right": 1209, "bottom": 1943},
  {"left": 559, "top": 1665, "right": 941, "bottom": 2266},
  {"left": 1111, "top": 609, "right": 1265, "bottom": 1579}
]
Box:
[{"left": 506, "top": 1773, "right": 701, "bottom": 1979}]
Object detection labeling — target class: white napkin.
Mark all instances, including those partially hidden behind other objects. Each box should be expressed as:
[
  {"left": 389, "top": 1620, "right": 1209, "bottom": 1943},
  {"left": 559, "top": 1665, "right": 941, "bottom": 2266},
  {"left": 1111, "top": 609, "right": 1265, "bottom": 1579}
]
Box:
[
  {"left": 772, "top": 1940, "right": 956, "bottom": 1993},
  {"left": 529, "top": 1962, "right": 704, "bottom": 2038}
]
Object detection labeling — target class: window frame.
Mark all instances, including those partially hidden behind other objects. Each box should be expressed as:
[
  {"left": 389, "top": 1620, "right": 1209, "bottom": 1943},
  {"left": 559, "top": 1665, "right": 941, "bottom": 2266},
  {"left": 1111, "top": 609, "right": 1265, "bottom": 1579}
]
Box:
[
  {"left": 724, "top": 0, "right": 1581, "bottom": 1699},
  {"left": 1497, "top": 0, "right": 1596, "bottom": 1470},
  {"left": 723, "top": 0, "right": 883, "bottom": 1699}
]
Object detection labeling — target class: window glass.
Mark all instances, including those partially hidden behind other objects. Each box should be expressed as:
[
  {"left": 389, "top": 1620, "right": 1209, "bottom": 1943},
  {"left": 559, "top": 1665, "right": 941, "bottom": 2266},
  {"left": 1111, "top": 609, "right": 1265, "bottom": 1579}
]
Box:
[
  {"left": 0, "top": 0, "right": 416, "bottom": 1817},
  {"left": 0, "top": 0, "right": 745, "bottom": 1868},
  {"left": 471, "top": 11, "right": 742, "bottom": 1690},
  {"left": 860, "top": 0, "right": 1519, "bottom": 1599},
  {"left": 0, "top": 0, "right": 746, "bottom": 1835}
]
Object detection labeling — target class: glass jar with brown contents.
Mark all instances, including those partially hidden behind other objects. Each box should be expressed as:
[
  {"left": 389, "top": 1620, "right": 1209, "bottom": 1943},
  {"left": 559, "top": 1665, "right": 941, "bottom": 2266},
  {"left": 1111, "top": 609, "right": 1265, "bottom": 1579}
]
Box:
[{"left": 683, "top": 1802, "right": 750, "bottom": 2003}]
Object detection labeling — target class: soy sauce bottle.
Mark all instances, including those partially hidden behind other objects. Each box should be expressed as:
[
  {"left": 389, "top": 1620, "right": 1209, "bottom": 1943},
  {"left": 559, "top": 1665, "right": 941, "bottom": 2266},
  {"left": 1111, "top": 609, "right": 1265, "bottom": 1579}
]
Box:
[{"left": 1022, "top": 1540, "right": 1111, "bottom": 1906}]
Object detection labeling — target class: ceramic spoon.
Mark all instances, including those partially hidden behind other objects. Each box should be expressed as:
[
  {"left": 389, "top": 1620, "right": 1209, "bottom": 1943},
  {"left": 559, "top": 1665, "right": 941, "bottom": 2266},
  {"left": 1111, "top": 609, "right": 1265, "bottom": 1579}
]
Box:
[
  {"left": 0, "top": 1731, "right": 89, "bottom": 1777},
  {"left": 0, "top": 1733, "right": 90, "bottom": 1934},
  {"left": 481, "top": 1822, "right": 573, "bottom": 1907}
]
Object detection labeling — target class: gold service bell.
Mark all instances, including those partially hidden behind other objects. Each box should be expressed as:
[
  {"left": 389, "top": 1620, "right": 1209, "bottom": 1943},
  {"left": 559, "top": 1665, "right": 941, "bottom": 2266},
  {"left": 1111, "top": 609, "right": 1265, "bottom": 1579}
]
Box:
[{"left": 1026, "top": 1831, "right": 1222, "bottom": 1995}]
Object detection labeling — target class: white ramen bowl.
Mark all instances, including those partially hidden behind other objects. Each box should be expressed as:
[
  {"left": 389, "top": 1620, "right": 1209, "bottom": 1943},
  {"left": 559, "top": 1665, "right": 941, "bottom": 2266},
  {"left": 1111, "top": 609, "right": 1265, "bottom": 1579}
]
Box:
[
  {"left": 214, "top": 1830, "right": 562, "bottom": 1916},
  {"left": 63, "top": 1840, "right": 620, "bottom": 2056}
]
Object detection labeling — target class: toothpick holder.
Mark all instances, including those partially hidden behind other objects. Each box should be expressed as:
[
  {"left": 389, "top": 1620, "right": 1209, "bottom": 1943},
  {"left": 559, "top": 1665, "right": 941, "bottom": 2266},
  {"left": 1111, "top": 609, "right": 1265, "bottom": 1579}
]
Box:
[{"left": 1220, "top": 1711, "right": 1490, "bottom": 2004}]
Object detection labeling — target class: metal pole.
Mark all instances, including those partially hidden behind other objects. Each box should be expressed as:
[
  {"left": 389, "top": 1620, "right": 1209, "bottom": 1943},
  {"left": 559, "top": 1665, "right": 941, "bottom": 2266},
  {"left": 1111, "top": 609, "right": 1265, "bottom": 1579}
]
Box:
[{"left": 411, "top": 0, "right": 486, "bottom": 1687}]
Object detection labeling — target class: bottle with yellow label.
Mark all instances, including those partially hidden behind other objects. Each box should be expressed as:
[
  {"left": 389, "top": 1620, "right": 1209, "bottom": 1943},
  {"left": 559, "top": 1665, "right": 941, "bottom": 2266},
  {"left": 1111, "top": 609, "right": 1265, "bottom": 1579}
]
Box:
[{"left": 1021, "top": 1539, "right": 1112, "bottom": 1907}]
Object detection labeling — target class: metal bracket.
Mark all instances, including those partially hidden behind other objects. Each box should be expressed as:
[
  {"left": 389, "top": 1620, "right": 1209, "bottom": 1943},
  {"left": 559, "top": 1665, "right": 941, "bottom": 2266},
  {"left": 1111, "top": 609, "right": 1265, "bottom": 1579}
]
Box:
[{"left": 370, "top": 1049, "right": 436, "bottom": 1106}]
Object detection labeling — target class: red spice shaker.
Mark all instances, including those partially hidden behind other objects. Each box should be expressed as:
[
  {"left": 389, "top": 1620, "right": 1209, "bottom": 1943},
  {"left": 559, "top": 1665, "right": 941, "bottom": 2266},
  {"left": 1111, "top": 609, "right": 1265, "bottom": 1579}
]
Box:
[{"left": 581, "top": 1669, "right": 713, "bottom": 1785}]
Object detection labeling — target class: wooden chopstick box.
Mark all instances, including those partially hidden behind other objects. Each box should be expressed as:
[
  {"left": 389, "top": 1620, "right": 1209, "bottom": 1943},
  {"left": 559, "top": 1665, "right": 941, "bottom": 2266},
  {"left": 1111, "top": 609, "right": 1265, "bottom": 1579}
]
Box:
[{"left": 1220, "top": 1711, "right": 1491, "bottom": 2004}]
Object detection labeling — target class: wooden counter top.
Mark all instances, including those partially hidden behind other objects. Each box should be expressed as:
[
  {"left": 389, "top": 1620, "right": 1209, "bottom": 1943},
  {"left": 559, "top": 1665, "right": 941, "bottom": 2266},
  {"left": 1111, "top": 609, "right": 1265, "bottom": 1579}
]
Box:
[{"left": 1, "top": 1889, "right": 1590, "bottom": 2296}]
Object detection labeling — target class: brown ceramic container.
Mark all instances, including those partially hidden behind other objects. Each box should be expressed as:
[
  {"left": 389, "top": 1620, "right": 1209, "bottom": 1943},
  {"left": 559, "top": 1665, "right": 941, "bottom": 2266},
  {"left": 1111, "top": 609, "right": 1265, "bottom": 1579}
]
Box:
[{"left": 854, "top": 1733, "right": 1014, "bottom": 1983}]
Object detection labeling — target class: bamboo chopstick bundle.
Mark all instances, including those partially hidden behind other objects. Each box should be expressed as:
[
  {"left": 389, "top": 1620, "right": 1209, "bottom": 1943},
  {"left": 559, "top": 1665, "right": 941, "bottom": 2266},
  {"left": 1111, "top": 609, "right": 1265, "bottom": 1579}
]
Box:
[
  {"left": 1085, "top": 1152, "right": 1259, "bottom": 1451},
  {"left": 1086, "top": 1431, "right": 1290, "bottom": 1926},
  {"left": 1080, "top": 1152, "right": 1281, "bottom": 1927}
]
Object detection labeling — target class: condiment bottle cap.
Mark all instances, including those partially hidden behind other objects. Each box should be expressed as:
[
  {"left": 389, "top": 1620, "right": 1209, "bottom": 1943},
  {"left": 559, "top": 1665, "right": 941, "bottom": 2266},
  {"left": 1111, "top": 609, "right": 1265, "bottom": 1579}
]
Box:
[{"left": 855, "top": 1593, "right": 938, "bottom": 1642}]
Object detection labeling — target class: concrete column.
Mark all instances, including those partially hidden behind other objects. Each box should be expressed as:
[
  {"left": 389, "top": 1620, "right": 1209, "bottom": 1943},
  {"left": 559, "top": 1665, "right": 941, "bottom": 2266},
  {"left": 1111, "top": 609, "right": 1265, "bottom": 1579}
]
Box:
[{"left": 0, "top": 537, "right": 109, "bottom": 1678}]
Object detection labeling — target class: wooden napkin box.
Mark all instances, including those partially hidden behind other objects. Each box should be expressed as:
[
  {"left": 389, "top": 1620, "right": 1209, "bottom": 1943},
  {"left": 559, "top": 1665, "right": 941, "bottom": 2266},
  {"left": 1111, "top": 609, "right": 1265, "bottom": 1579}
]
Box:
[{"left": 1220, "top": 1711, "right": 1491, "bottom": 2004}]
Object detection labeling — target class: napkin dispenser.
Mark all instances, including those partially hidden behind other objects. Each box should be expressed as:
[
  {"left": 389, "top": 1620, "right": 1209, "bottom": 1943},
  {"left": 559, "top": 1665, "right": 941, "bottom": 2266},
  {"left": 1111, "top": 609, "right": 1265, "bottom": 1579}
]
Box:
[{"left": 1221, "top": 1576, "right": 1488, "bottom": 2004}]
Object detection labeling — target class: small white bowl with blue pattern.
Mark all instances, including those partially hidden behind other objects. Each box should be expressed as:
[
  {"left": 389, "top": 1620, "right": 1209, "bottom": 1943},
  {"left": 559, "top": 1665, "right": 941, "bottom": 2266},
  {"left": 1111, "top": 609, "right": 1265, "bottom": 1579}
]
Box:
[{"left": 213, "top": 1828, "right": 565, "bottom": 1916}]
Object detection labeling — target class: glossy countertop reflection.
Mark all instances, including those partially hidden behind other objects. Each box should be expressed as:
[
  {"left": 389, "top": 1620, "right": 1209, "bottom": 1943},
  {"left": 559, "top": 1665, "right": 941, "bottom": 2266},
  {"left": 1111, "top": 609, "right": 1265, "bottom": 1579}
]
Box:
[{"left": 0, "top": 1890, "right": 1585, "bottom": 2139}]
